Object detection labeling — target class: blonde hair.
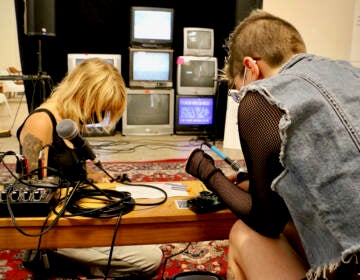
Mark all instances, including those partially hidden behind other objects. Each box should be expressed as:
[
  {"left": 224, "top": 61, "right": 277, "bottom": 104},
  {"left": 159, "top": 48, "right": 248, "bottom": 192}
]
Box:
[
  {"left": 49, "top": 57, "right": 126, "bottom": 128},
  {"left": 221, "top": 9, "right": 306, "bottom": 83}
]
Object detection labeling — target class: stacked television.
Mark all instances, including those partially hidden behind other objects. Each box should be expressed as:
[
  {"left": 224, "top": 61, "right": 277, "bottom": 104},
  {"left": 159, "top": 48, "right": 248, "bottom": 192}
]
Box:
[
  {"left": 122, "top": 6, "right": 175, "bottom": 136},
  {"left": 175, "top": 27, "right": 218, "bottom": 135}
]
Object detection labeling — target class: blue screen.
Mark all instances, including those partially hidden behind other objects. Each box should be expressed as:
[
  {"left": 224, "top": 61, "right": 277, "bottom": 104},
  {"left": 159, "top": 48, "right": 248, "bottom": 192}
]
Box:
[{"left": 178, "top": 97, "right": 214, "bottom": 125}]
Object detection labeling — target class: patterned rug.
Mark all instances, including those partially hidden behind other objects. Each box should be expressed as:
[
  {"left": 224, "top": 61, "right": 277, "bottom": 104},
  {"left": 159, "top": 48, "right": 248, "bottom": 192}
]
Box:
[{"left": 0, "top": 158, "right": 236, "bottom": 280}]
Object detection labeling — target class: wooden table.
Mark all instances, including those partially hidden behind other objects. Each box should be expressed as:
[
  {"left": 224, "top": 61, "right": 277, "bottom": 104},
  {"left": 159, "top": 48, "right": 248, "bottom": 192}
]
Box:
[{"left": 0, "top": 181, "right": 237, "bottom": 249}]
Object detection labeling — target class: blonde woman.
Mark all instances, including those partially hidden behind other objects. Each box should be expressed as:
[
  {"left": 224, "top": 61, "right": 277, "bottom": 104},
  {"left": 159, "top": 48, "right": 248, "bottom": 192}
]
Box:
[{"left": 17, "top": 58, "right": 162, "bottom": 279}]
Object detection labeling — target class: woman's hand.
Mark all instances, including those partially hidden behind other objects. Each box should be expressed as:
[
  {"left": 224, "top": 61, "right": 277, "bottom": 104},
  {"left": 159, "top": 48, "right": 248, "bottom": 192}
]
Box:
[{"left": 87, "top": 169, "right": 113, "bottom": 183}]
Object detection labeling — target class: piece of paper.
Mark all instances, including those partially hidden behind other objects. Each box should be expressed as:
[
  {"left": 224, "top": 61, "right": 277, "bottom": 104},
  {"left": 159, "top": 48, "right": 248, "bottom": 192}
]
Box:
[{"left": 116, "top": 182, "right": 190, "bottom": 199}]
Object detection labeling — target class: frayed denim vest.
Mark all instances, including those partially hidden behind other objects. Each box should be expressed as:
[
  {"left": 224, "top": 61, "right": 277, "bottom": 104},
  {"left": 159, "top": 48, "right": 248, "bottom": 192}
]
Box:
[{"left": 239, "top": 54, "right": 360, "bottom": 279}]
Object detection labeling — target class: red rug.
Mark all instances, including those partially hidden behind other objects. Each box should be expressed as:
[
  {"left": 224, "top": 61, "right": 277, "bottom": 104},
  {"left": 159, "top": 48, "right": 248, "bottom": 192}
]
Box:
[{"left": 0, "top": 158, "right": 236, "bottom": 280}]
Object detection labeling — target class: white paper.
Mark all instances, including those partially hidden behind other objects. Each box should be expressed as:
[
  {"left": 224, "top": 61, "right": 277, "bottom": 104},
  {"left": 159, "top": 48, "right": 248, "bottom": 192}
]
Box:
[{"left": 116, "top": 182, "right": 190, "bottom": 199}]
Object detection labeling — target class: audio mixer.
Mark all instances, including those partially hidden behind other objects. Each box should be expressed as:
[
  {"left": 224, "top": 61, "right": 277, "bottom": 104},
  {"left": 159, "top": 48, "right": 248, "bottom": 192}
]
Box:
[{"left": 0, "top": 180, "right": 57, "bottom": 217}]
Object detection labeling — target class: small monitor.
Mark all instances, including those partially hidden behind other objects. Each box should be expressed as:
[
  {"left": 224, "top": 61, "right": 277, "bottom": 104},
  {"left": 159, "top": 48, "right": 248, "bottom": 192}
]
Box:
[
  {"left": 176, "top": 56, "right": 218, "bottom": 95},
  {"left": 122, "top": 88, "right": 174, "bottom": 135},
  {"left": 175, "top": 95, "right": 215, "bottom": 135},
  {"left": 183, "top": 27, "right": 214, "bottom": 57},
  {"left": 67, "top": 53, "right": 121, "bottom": 74},
  {"left": 130, "top": 6, "right": 174, "bottom": 48},
  {"left": 129, "top": 48, "right": 173, "bottom": 89}
]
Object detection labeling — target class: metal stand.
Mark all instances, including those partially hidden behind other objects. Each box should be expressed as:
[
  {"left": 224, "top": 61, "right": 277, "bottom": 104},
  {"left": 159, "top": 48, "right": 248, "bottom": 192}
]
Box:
[{"left": 34, "top": 38, "right": 52, "bottom": 107}]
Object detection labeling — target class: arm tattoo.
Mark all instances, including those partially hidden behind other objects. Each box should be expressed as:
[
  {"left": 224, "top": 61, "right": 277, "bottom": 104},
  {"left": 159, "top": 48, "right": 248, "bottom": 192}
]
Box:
[{"left": 22, "top": 134, "right": 44, "bottom": 172}]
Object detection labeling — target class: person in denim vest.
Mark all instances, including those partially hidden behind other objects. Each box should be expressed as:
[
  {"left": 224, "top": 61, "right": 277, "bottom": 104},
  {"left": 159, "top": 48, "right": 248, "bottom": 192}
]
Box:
[{"left": 186, "top": 9, "right": 360, "bottom": 280}]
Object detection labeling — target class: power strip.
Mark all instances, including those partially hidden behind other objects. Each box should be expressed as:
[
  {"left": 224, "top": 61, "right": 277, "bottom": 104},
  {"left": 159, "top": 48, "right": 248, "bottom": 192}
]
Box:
[{"left": 0, "top": 181, "right": 57, "bottom": 217}]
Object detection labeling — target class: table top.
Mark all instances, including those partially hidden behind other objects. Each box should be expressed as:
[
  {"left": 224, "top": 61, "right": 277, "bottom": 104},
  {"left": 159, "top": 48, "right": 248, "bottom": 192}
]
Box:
[{"left": 0, "top": 181, "right": 237, "bottom": 249}]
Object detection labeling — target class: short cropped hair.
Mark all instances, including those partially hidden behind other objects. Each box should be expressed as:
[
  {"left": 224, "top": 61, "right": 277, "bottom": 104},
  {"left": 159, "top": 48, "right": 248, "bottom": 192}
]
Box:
[
  {"left": 221, "top": 9, "right": 306, "bottom": 84},
  {"left": 49, "top": 57, "right": 126, "bottom": 128}
]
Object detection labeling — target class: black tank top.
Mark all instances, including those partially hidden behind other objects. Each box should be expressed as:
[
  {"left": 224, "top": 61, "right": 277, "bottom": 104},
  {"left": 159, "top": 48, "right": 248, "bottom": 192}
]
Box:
[{"left": 17, "top": 108, "right": 87, "bottom": 182}]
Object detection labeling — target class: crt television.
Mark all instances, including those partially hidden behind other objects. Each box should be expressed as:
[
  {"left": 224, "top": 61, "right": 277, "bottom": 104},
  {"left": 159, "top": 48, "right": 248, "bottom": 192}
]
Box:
[
  {"left": 67, "top": 53, "right": 121, "bottom": 73},
  {"left": 176, "top": 56, "right": 218, "bottom": 95},
  {"left": 183, "top": 27, "right": 214, "bottom": 57},
  {"left": 130, "top": 6, "right": 174, "bottom": 48},
  {"left": 122, "top": 88, "right": 174, "bottom": 135},
  {"left": 129, "top": 48, "right": 174, "bottom": 89},
  {"left": 175, "top": 95, "right": 216, "bottom": 135}
]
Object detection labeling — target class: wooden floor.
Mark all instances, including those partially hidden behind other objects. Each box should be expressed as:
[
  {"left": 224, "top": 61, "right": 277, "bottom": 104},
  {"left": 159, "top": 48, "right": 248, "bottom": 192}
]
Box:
[{"left": 0, "top": 94, "right": 244, "bottom": 164}]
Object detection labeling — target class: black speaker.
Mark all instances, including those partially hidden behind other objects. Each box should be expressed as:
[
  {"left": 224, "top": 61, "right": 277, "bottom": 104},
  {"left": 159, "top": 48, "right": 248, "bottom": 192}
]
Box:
[{"left": 24, "top": 0, "right": 56, "bottom": 36}]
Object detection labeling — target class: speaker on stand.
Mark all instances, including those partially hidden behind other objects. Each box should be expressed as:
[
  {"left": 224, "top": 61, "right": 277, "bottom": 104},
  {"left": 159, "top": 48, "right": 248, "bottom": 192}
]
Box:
[{"left": 24, "top": 0, "right": 56, "bottom": 111}]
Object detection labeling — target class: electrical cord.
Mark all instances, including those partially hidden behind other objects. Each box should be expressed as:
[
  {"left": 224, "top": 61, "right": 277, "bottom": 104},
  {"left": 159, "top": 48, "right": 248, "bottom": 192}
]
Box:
[
  {"left": 159, "top": 242, "right": 192, "bottom": 280},
  {"left": 1, "top": 150, "right": 170, "bottom": 279},
  {"left": 6, "top": 181, "right": 81, "bottom": 237},
  {"left": 63, "top": 183, "right": 135, "bottom": 218},
  {"left": 103, "top": 210, "right": 123, "bottom": 279},
  {"left": 120, "top": 180, "right": 168, "bottom": 206}
]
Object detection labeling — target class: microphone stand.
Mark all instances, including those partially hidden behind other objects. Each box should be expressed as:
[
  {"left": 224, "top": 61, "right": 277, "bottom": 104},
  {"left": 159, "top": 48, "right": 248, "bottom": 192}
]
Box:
[{"left": 33, "top": 38, "right": 52, "bottom": 110}]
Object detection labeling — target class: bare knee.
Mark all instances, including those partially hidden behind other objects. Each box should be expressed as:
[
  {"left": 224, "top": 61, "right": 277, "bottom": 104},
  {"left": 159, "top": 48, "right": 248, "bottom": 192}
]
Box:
[
  {"left": 228, "top": 220, "right": 308, "bottom": 280},
  {"left": 229, "top": 219, "right": 253, "bottom": 248}
]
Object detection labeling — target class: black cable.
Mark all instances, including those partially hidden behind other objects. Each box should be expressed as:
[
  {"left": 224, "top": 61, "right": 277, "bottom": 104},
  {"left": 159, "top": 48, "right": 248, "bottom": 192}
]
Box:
[
  {"left": 0, "top": 151, "right": 21, "bottom": 180},
  {"left": 103, "top": 210, "right": 123, "bottom": 279},
  {"left": 61, "top": 182, "right": 135, "bottom": 218},
  {"left": 6, "top": 181, "right": 81, "bottom": 237},
  {"left": 120, "top": 181, "right": 168, "bottom": 206},
  {"left": 1, "top": 150, "right": 170, "bottom": 279},
  {"left": 160, "top": 242, "right": 192, "bottom": 280},
  {"left": 88, "top": 138, "right": 204, "bottom": 155}
]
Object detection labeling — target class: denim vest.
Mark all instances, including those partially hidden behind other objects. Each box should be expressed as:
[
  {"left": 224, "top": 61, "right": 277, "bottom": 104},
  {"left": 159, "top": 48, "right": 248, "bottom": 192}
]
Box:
[{"left": 239, "top": 54, "right": 360, "bottom": 279}]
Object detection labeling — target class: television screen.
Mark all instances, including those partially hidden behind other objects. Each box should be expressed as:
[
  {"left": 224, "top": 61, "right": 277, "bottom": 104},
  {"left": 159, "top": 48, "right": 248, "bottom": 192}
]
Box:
[
  {"left": 176, "top": 56, "right": 218, "bottom": 95},
  {"left": 129, "top": 48, "right": 173, "bottom": 88},
  {"left": 122, "top": 88, "right": 174, "bottom": 135},
  {"left": 130, "top": 6, "right": 174, "bottom": 48},
  {"left": 128, "top": 94, "right": 169, "bottom": 125},
  {"left": 175, "top": 95, "right": 215, "bottom": 135},
  {"left": 67, "top": 53, "right": 121, "bottom": 74},
  {"left": 183, "top": 27, "right": 214, "bottom": 57}
]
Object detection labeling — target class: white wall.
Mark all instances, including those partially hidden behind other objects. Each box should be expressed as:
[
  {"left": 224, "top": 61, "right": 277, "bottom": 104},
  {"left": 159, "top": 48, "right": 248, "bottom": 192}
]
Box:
[
  {"left": 263, "top": 0, "right": 356, "bottom": 61},
  {"left": 0, "top": 0, "right": 22, "bottom": 71},
  {"left": 0, "top": 0, "right": 357, "bottom": 72},
  {"left": 350, "top": 0, "right": 360, "bottom": 66}
]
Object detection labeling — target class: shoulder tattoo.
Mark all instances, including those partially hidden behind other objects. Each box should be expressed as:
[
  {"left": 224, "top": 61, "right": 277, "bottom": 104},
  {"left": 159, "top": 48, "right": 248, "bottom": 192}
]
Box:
[{"left": 22, "top": 134, "right": 44, "bottom": 172}]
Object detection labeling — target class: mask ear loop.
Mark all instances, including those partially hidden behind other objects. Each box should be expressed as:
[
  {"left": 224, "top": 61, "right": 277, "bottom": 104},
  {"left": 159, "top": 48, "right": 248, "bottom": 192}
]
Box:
[
  {"left": 242, "top": 67, "right": 247, "bottom": 86},
  {"left": 242, "top": 59, "right": 257, "bottom": 86}
]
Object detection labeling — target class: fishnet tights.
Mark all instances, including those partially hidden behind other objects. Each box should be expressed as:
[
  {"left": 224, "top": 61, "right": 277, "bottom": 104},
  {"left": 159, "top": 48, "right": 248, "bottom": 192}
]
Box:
[{"left": 186, "top": 92, "right": 292, "bottom": 236}]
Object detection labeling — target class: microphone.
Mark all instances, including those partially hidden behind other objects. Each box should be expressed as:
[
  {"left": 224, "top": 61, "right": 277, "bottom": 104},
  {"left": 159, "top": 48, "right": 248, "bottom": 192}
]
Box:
[
  {"left": 56, "top": 119, "right": 97, "bottom": 162},
  {"left": 203, "top": 141, "right": 245, "bottom": 172}
]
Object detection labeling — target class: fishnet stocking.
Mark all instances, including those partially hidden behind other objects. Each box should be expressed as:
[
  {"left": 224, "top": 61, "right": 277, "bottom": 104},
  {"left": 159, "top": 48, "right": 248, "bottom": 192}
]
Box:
[{"left": 186, "top": 92, "right": 293, "bottom": 236}]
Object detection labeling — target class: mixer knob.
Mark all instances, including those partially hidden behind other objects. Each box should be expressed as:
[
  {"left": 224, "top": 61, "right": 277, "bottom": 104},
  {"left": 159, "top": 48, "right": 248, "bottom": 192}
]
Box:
[
  {"left": 23, "top": 190, "right": 30, "bottom": 200},
  {"left": 33, "top": 190, "right": 41, "bottom": 200},
  {"left": 1, "top": 191, "right": 7, "bottom": 201},
  {"left": 11, "top": 190, "right": 20, "bottom": 201}
]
